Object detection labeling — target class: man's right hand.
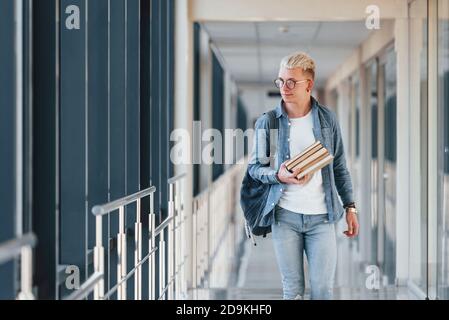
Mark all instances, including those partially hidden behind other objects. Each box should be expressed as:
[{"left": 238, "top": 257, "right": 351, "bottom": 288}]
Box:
[{"left": 276, "top": 160, "right": 313, "bottom": 185}]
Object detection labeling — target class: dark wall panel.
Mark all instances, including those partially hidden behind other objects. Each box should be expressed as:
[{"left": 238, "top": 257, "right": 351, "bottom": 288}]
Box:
[
  {"left": 87, "top": 0, "right": 109, "bottom": 253},
  {"left": 212, "top": 53, "right": 224, "bottom": 181},
  {"left": 159, "top": 0, "right": 168, "bottom": 218},
  {"left": 0, "top": 0, "right": 177, "bottom": 299},
  {"left": 110, "top": 0, "right": 126, "bottom": 211},
  {"left": 237, "top": 97, "right": 248, "bottom": 159},
  {"left": 150, "top": 0, "right": 161, "bottom": 221},
  {"left": 0, "top": 0, "right": 17, "bottom": 299},
  {"left": 140, "top": 0, "right": 151, "bottom": 204},
  {"left": 109, "top": 0, "right": 127, "bottom": 298},
  {"left": 139, "top": 0, "right": 151, "bottom": 299},
  {"left": 60, "top": 0, "right": 87, "bottom": 289},
  {"left": 125, "top": 0, "right": 141, "bottom": 298},
  {"left": 126, "top": 0, "right": 141, "bottom": 213},
  {"left": 167, "top": 0, "right": 175, "bottom": 179},
  {"left": 33, "top": 0, "right": 58, "bottom": 299}
]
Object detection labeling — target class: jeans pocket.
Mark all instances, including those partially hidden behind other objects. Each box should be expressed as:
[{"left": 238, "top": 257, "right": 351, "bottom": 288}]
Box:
[
  {"left": 277, "top": 212, "right": 299, "bottom": 232},
  {"left": 310, "top": 214, "right": 329, "bottom": 228},
  {"left": 274, "top": 205, "right": 284, "bottom": 223}
]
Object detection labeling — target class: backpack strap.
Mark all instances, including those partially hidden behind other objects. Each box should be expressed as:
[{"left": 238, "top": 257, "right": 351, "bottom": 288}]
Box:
[
  {"left": 264, "top": 110, "right": 279, "bottom": 168},
  {"left": 265, "top": 109, "right": 278, "bottom": 130}
]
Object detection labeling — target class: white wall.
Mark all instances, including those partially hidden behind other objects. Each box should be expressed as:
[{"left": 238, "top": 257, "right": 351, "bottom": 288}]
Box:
[
  {"left": 174, "top": 0, "right": 194, "bottom": 294},
  {"left": 324, "top": 16, "right": 426, "bottom": 286},
  {"left": 238, "top": 84, "right": 279, "bottom": 127}
]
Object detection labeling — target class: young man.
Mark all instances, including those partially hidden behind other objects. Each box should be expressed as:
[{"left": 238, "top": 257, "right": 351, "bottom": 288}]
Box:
[{"left": 248, "top": 52, "right": 359, "bottom": 300}]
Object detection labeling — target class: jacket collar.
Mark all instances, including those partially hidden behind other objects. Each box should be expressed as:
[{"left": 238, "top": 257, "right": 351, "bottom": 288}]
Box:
[
  {"left": 275, "top": 96, "right": 331, "bottom": 129},
  {"left": 275, "top": 96, "right": 319, "bottom": 119}
]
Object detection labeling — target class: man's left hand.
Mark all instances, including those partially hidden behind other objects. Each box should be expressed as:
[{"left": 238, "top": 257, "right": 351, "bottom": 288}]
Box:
[{"left": 343, "top": 210, "right": 359, "bottom": 238}]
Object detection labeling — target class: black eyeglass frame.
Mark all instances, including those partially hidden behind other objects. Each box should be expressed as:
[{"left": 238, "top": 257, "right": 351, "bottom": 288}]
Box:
[{"left": 274, "top": 77, "right": 310, "bottom": 89}]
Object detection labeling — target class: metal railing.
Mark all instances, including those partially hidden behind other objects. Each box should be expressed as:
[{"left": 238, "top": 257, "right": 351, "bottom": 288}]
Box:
[
  {"left": 64, "top": 186, "right": 155, "bottom": 300},
  {"left": 93, "top": 186, "right": 156, "bottom": 300},
  {"left": 0, "top": 233, "right": 37, "bottom": 300},
  {"left": 63, "top": 160, "right": 247, "bottom": 300},
  {"left": 1, "top": 162, "right": 245, "bottom": 300},
  {"left": 167, "top": 172, "right": 188, "bottom": 300},
  {"left": 192, "top": 163, "right": 246, "bottom": 295},
  {"left": 66, "top": 173, "right": 187, "bottom": 300}
]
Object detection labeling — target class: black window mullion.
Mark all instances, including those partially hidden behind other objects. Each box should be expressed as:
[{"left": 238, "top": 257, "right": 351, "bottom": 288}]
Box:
[
  {"left": 159, "top": 0, "right": 168, "bottom": 220},
  {"left": 193, "top": 23, "right": 201, "bottom": 196},
  {"left": 167, "top": 0, "right": 175, "bottom": 179},
  {"left": 212, "top": 53, "right": 224, "bottom": 180}
]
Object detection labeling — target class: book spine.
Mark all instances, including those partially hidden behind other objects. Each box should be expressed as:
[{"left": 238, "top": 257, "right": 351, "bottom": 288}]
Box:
[
  {"left": 289, "top": 148, "right": 328, "bottom": 173},
  {"left": 285, "top": 141, "right": 321, "bottom": 168},
  {"left": 286, "top": 143, "right": 323, "bottom": 171},
  {"left": 296, "top": 155, "right": 334, "bottom": 179}
]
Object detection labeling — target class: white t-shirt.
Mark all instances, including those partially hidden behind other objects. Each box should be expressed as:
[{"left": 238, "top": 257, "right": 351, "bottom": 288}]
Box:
[{"left": 277, "top": 108, "right": 328, "bottom": 214}]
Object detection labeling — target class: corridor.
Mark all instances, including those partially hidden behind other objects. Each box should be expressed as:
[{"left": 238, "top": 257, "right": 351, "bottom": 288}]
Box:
[{"left": 1, "top": 0, "right": 449, "bottom": 301}]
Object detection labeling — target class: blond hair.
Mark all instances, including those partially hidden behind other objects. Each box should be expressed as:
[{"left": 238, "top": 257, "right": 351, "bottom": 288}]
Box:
[{"left": 280, "top": 51, "right": 315, "bottom": 80}]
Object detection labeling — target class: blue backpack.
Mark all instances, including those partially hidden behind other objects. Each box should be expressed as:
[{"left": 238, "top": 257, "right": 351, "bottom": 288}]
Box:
[{"left": 240, "top": 110, "right": 278, "bottom": 245}]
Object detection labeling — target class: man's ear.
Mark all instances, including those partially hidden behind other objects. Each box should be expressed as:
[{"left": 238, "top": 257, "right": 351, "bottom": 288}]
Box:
[{"left": 307, "top": 79, "right": 314, "bottom": 92}]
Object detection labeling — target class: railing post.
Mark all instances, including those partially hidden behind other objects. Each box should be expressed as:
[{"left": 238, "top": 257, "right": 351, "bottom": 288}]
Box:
[
  {"left": 17, "top": 246, "right": 34, "bottom": 300},
  {"left": 198, "top": 198, "right": 202, "bottom": 284},
  {"left": 192, "top": 200, "right": 197, "bottom": 295},
  {"left": 94, "top": 215, "right": 104, "bottom": 300},
  {"left": 134, "top": 198, "right": 142, "bottom": 300},
  {"left": 159, "top": 229, "right": 165, "bottom": 299},
  {"left": 177, "top": 181, "right": 183, "bottom": 299},
  {"left": 168, "top": 182, "right": 175, "bottom": 300},
  {"left": 206, "top": 186, "right": 210, "bottom": 286},
  {"left": 117, "top": 206, "right": 127, "bottom": 300},
  {"left": 202, "top": 193, "right": 207, "bottom": 283},
  {"left": 200, "top": 196, "right": 204, "bottom": 283},
  {"left": 180, "top": 181, "right": 187, "bottom": 299},
  {"left": 174, "top": 181, "right": 180, "bottom": 300},
  {"left": 149, "top": 193, "right": 155, "bottom": 300}
]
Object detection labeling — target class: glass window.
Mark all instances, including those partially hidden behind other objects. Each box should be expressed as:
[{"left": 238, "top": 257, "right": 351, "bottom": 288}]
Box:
[
  {"left": 351, "top": 74, "right": 361, "bottom": 202},
  {"left": 382, "top": 47, "right": 397, "bottom": 285},
  {"left": 367, "top": 61, "right": 378, "bottom": 265},
  {"left": 437, "top": 0, "right": 449, "bottom": 300},
  {"left": 409, "top": 2, "right": 428, "bottom": 294},
  {"left": 354, "top": 78, "right": 361, "bottom": 159}
]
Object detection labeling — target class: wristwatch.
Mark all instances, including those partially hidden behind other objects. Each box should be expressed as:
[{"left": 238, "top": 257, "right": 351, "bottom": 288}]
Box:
[
  {"left": 344, "top": 202, "right": 357, "bottom": 215},
  {"left": 344, "top": 202, "right": 356, "bottom": 209},
  {"left": 346, "top": 207, "right": 357, "bottom": 215}
]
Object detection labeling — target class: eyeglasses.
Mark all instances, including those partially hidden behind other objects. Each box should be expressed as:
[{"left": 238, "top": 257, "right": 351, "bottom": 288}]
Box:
[{"left": 274, "top": 78, "right": 310, "bottom": 89}]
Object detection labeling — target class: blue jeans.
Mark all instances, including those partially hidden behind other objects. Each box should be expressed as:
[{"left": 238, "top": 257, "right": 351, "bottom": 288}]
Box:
[{"left": 271, "top": 205, "right": 337, "bottom": 300}]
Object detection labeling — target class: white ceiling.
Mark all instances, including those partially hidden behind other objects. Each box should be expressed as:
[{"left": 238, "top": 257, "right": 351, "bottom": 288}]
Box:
[{"left": 203, "top": 21, "right": 373, "bottom": 88}]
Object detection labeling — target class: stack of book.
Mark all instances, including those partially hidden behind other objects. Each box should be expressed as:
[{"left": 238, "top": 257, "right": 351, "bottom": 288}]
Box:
[{"left": 285, "top": 141, "right": 334, "bottom": 179}]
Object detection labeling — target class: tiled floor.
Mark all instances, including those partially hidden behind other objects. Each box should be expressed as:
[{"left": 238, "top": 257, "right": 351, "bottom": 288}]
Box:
[{"left": 192, "top": 233, "right": 421, "bottom": 300}]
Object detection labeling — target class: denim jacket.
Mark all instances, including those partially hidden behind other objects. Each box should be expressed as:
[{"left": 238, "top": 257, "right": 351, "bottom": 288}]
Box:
[{"left": 248, "top": 96, "right": 354, "bottom": 226}]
